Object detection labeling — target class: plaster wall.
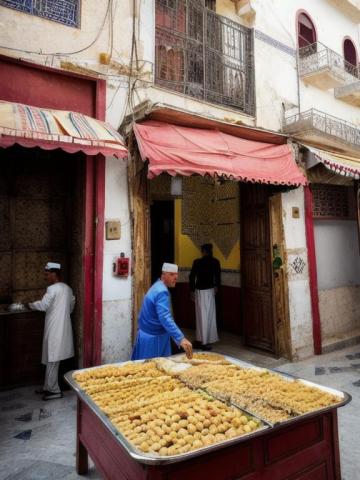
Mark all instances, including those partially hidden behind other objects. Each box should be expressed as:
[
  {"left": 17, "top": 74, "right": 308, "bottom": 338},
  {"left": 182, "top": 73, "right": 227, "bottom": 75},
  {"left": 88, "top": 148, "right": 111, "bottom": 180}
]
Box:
[
  {"left": 314, "top": 220, "right": 360, "bottom": 289},
  {"left": 314, "top": 219, "right": 360, "bottom": 343},
  {"left": 319, "top": 286, "right": 360, "bottom": 339},
  {"left": 251, "top": 0, "right": 360, "bottom": 131},
  {"left": 0, "top": 1, "right": 145, "bottom": 67},
  {"left": 282, "top": 187, "right": 313, "bottom": 359},
  {"left": 102, "top": 157, "right": 132, "bottom": 363}
]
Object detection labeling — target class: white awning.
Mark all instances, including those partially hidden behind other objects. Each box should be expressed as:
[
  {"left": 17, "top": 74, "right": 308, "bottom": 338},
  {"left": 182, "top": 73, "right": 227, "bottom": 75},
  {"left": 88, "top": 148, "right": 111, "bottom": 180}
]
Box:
[{"left": 303, "top": 144, "right": 360, "bottom": 180}]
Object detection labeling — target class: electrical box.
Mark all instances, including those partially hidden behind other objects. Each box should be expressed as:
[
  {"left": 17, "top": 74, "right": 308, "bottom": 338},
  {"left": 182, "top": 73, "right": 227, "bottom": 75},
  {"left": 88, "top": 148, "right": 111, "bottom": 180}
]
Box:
[
  {"left": 106, "top": 221, "right": 121, "bottom": 240},
  {"left": 113, "top": 253, "right": 129, "bottom": 278}
]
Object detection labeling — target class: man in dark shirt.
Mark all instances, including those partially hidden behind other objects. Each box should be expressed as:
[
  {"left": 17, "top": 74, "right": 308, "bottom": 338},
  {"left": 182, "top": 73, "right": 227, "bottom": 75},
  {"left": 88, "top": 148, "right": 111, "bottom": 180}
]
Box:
[{"left": 189, "top": 243, "right": 221, "bottom": 350}]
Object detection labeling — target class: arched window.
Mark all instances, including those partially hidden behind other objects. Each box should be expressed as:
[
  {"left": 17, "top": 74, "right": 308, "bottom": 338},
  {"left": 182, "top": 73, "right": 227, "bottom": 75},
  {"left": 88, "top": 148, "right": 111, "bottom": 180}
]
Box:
[
  {"left": 298, "top": 13, "right": 316, "bottom": 48},
  {"left": 343, "top": 38, "right": 357, "bottom": 74}
]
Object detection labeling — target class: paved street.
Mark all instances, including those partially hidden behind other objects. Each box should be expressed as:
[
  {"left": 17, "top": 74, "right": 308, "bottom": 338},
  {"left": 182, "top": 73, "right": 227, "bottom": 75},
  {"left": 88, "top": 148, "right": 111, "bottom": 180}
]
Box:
[{"left": 0, "top": 345, "right": 359, "bottom": 479}]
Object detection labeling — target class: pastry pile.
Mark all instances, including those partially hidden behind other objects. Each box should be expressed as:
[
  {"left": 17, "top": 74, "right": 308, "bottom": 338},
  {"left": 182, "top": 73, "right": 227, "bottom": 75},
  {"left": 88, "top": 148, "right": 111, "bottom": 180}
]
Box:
[
  {"left": 73, "top": 359, "right": 341, "bottom": 457},
  {"left": 174, "top": 352, "right": 230, "bottom": 365},
  {"left": 73, "top": 361, "right": 262, "bottom": 456},
  {"left": 178, "top": 364, "right": 341, "bottom": 424}
]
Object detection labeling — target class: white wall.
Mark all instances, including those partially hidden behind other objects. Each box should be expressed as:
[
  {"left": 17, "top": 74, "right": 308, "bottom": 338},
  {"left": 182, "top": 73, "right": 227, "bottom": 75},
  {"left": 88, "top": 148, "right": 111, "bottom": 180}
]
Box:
[
  {"left": 282, "top": 187, "right": 314, "bottom": 359},
  {"left": 314, "top": 219, "right": 360, "bottom": 342},
  {"left": 102, "top": 157, "right": 132, "bottom": 363},
  {"left": 314, "top": 220, "right": 360, "bottom": 289},
  {"left": 252, "top": 0, "right": 360, "bottom": 130}
]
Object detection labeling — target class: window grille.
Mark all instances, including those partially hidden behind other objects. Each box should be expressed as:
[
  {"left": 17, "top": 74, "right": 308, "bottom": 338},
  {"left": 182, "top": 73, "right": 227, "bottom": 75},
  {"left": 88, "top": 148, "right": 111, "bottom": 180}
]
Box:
[
  {"left": 312, "top": 184, "right": 355, "bottom": 220},
  {"left": 0, "top": 0, "right": 80, "bottom": 28},
  {"left": 155, "top": 0, "right": 255, "bottom": 115}
]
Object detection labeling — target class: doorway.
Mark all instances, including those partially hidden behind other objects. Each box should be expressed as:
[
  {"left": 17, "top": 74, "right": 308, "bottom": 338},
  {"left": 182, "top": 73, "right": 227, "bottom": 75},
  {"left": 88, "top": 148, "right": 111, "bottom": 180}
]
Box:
[
  {"left": 145, "top": 175, "right": 290, "bottom": 359},
  {"left": 150, "top": 201, "right": 175, "bottom": 283},
  {"left": 0, "top": 146, "right": 85, "bottom": 387}
]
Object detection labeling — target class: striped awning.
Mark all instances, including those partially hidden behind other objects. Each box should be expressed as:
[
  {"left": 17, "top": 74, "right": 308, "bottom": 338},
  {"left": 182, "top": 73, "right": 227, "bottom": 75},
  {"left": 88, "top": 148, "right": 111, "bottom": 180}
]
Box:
[
  {"left": 0, "top": 100, "right": 127, "bottom": 157},
  {"left": 304, "top": 144, "right": 360, "bottom": 180}
]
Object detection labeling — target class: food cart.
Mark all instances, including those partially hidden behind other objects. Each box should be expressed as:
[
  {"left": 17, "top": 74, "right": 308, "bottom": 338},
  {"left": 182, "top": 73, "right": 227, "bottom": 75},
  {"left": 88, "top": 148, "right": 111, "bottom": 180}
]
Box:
[{"left": 65, "top": 355, "right": 350, "bottom": 480}]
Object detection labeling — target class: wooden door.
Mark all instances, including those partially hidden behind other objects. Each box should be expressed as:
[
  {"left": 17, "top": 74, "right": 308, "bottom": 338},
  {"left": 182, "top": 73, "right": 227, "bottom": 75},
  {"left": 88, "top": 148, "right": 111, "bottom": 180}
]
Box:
[
  {"left": 241, "top": 184, "right": 276, "bottom": 354},
  {"left": 269, "top": 193, "right": 292, "bottom": 360}
]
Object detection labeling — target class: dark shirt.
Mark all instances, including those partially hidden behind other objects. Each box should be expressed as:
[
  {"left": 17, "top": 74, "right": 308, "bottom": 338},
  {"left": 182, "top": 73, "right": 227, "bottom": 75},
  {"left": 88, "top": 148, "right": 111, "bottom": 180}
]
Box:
[{"left": 189, "top": 256, "right": 221, "bottom": 292}]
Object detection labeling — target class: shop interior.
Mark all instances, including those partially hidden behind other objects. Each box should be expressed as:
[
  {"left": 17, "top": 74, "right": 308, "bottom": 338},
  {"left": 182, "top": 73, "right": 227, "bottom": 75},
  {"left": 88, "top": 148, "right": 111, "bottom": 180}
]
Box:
[
  {"left": 0, "top": 145, "right": 85, "bottom": 388},
  {"left": 150, "top": 174, "right": 243, "bottom": 346},
  {"left": 149, "top": 173, "right": 289, "bottom": 358}
]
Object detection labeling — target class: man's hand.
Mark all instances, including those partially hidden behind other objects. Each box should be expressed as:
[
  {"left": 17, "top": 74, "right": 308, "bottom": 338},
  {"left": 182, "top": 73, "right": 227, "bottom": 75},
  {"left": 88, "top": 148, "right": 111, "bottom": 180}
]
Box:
[{"left": 180, "top": 338, "right": 193, "bottom": 359}]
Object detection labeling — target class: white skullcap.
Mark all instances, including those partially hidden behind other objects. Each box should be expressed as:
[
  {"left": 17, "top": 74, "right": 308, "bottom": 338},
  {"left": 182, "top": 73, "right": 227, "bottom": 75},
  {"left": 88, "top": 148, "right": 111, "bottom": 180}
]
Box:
[
  {"left": 45, "top": 262, "right": 61, "bottom": 271},
  {"left": 162, "top": 262, "right": 178, "bottom": 273}
]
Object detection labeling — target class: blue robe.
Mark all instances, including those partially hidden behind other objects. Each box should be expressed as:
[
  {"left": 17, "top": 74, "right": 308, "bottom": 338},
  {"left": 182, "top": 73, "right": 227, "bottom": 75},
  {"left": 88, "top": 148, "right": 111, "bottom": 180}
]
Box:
[{"left": 131, "top": 279, "right": 184, "bottom": 360}]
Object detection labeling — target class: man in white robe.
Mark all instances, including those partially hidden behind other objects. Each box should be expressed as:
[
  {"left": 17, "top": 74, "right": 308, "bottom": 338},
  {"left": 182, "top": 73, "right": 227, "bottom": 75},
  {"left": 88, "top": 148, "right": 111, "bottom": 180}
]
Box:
[
  {"left": 189, "top": 244, "right": 220, "bottom": 350},
  {"left": 29, "top": 262, "right": 75, "bottom": 400}
]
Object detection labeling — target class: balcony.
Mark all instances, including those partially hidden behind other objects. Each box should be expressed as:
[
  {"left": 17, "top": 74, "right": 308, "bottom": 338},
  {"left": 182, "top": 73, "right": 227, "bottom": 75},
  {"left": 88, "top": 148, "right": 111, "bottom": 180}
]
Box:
[
  {"left": 335, "top": 81, "right": 360, "bottom": 106},
  {"left": 283, "top": 109, "right": 360, "bottom": 152},
  {"left": 298, "top": 42, "right": 358, "bottom": 90},
  {"left": 328, "top": 0, "right": 360, "bottom": 22},
  {"left": 334, "top": 63, "right": 360, "bottom": 105},
  {"left": 155, "top": 0, "right": 255, "bottom": 116}
]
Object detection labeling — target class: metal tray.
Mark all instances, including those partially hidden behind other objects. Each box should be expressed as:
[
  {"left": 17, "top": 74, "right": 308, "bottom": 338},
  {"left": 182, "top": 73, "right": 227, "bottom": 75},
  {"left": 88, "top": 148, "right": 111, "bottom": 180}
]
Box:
[
  {"left": 65, "top": 354, "right": 351, "bottom": 465},
  {"left": 192, "top": 355, "right": 352, "bottom": 427},
  {"left": 65, "top": 361, "right": 270, "bottom": 465}
]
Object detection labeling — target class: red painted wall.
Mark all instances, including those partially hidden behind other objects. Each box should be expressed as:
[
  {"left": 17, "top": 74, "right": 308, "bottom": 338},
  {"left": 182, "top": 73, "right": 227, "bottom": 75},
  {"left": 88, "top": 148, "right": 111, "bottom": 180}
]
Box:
[
  {"left": 0, "top": 55, "right": 99, "bottom": 115},
  {"left": 0, "top": 55, "right": 106, "bottom": 367}
]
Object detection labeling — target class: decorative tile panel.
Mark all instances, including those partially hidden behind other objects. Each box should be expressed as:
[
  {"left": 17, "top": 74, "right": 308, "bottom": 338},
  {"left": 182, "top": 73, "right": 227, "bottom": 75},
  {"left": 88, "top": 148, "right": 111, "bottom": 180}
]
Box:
[
  {"left": 255, "top": 30, "right": 296, "bottom": 57},
  {"left": 182, "top": 177, "right": 240, "bottom": 258},
  {"left": 0, "top": 0, "right": 80, "bottom": 27}
]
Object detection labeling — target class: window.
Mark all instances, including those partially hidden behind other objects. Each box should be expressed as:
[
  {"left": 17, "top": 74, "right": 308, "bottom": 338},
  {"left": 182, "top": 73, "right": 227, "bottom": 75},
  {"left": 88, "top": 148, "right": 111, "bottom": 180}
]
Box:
[
  {"left": 298, "top": 12, "right": 316, "bottom": 48},
  {"left": 344, "top": 38, "right": 358, "bottom": 76},
  {"left": 155, "top": 0, "right": 254, "bottom": 115},
  {"left": 0, "top": 0, "right": 80, "bottom": 28},
  {"left": 312, "top": 184, "right": 356, "bottom": 220}
]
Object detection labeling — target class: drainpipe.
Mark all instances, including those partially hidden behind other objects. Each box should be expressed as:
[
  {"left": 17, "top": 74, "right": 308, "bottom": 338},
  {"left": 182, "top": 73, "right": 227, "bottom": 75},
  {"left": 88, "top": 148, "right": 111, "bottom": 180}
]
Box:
[{"left": 304, "top": 185, "right": 322, "bottom": 355}]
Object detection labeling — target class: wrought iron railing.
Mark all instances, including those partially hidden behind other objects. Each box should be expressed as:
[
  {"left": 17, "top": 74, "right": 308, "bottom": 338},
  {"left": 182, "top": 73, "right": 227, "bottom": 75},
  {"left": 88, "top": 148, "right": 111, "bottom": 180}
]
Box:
[
  {"left": 283, "top": 108, "right": 360, "bottom": 149},
  {"left": 155, "top": 0, "right": 255, "bottom": 115},
  {"left": 298, "top": 42, "right": 359, "bottom": 84}
]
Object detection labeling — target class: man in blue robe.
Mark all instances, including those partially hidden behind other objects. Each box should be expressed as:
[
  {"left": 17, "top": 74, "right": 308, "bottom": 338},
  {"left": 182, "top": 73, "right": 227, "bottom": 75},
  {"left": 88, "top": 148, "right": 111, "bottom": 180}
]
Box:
[{"left": 131, "top": 263, "right": 193, "bottom": 360}]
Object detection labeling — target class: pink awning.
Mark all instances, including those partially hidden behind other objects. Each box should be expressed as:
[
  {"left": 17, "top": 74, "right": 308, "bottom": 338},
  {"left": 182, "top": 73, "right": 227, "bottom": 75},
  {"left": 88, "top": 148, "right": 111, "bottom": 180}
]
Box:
[
  {"left": 133, "top": 121, "right": 307, "bottom": 186},
  {"left": 0, "top": 100, "right": 128, "bottom": 158}
]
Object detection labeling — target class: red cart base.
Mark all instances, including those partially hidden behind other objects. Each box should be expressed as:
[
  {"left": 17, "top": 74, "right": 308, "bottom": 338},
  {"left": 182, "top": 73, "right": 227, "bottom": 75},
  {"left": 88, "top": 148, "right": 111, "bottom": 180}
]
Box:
[{"left": 76, "top": 398, "right": 341, "bottom": 480}]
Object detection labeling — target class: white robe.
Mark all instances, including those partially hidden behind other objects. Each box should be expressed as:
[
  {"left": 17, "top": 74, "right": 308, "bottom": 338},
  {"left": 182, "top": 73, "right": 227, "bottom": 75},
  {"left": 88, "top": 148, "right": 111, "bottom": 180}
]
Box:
[
  {"left": 195, "top": 288, "right": 219, "bottom": 345},
  {"left": 30, "top": 282, "right": 75, "bottom": 363}
]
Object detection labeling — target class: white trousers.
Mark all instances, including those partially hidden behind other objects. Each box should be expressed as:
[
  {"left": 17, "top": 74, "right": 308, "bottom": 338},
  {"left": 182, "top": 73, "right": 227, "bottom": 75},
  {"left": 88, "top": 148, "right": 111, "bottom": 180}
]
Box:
[
  {"left": 44, "top": 361, "right": 61, "bottom": 393},
  {"left": 195, "top": 288, "right": 219, "bottom": 345}
]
